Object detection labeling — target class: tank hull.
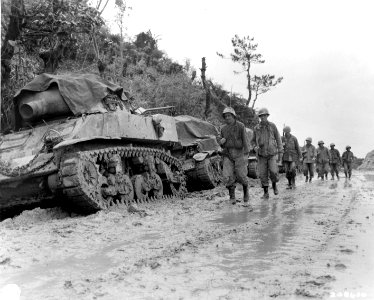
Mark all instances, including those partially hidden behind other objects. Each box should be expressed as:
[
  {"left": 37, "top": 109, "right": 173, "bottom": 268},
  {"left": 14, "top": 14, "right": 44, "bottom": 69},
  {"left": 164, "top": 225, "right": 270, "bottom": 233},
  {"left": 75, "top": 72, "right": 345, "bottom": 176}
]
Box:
[{"left": 0, "top": 110, "right": 181, "bottom": 217}]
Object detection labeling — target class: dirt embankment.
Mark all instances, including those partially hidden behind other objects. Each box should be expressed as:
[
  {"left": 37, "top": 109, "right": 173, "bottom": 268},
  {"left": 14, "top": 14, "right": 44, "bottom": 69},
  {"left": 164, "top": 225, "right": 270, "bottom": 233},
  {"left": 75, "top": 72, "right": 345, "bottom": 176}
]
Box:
[
  {"left": 1, "top": 173, "right": 374, "bottom": 300},
  {"left": 358, "top": 150, "right": 374, "bottom": 170}
]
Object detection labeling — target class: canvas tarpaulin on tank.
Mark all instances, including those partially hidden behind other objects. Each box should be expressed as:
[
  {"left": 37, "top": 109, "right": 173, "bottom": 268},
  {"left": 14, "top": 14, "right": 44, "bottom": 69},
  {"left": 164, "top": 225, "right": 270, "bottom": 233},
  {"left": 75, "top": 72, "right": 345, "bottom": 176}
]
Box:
[
  {"left": 174, "top": 115, "right": 221, "bottom": 152},
  {"left": 14, "top": 73, "right": 123, "bottom": 115}
]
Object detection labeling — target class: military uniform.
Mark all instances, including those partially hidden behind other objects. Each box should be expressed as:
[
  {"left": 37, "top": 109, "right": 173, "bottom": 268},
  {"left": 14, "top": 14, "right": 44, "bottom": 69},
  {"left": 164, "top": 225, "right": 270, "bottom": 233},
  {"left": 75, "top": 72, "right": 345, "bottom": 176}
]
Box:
[
  {"left": 282, "top": 132, "right": 302, "bottom": 188},
  {"left": 253, "top": 121, "right": 283, "bottom": 188},
  {"left": 220, "top": 121, "right": 249, "bottom": 187},
  {"left": 301, "top": 142, "right": 316, "bottom": 182},
  {"left": 329, "top": 147, "right": 341, "bottom": 180},
  {"left": 342, "top": 147, "right": 354, "bottom": 179},
  {"left": 316, "top": 143, "right": 331, "bottom": 180}
]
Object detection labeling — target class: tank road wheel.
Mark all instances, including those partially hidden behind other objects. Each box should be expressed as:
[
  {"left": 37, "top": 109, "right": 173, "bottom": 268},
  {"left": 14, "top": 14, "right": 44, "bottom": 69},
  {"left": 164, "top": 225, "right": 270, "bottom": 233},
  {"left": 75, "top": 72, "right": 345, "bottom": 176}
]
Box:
[
  {"left": 132, "top": 173, "right": 164, "bottom": 202},
  {"left": 61, "top": 153, "right": 107, "bottom": 213},
  {"left": 247, "top": 161, "right": 259, "bottom": 179},
  {"left": 152, "top": 174, "right": 164, "bottom": 199},
  {"left": 132, "top": 174, "right": 149, "bottom": 202},
  {"left": 118, "top": 174, "right": 135, "bottom": 206},
  {"left": 195, "top": 158, "right": 221, "bottom": 189}
]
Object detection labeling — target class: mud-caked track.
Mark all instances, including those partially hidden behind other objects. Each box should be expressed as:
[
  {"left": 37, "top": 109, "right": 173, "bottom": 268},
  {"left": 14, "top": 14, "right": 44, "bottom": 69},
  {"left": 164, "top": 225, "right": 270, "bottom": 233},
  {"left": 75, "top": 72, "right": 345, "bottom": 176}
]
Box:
[{"left": 59, "top": 146, "right": 187, "bottom": 213}]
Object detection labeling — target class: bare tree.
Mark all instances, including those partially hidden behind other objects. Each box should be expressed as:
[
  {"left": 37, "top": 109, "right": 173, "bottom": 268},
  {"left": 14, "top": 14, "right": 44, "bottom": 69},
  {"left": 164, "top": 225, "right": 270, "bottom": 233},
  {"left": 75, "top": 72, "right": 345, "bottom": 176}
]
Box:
[
  {"left": 217, "top": 35, "right": 282, "bottom": 107},
  {"left": 251, "top": 75, "right": 283, "bottom": 108}
]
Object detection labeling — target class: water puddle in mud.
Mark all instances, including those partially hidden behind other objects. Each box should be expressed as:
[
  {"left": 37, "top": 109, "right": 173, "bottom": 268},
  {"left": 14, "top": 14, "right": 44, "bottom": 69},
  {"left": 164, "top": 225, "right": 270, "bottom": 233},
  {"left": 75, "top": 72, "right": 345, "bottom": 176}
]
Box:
[
  {"left": 209, "top": 199, "right": 334, "bottom": 278},
  {"left": 364, "top": 174, "right": 374, "bottom": 181}
]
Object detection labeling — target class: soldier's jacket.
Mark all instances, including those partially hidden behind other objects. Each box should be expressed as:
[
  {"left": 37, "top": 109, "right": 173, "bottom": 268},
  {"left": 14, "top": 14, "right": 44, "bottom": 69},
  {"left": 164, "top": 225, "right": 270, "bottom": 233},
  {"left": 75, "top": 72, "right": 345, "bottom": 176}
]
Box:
[
  {"left": 342, "top": 150, "right": 354, "bottom": 163},
  {"left": 252, "top": 121, "right": 283, "bottom": 157},
  {"left": 282, "top": 134, "right": 302, "bottom": 162},
  {"left": 301, "top": 144, "right": 316, "bottom": 163},
  {"left": 316, "top": 146, "right": 331, "bottom": 163},
  {"left": 220, "top": 120, "right": 249, "bottom": 159},
  {"left": 329, "top": 148, "right": 341, "bottom": 164}
]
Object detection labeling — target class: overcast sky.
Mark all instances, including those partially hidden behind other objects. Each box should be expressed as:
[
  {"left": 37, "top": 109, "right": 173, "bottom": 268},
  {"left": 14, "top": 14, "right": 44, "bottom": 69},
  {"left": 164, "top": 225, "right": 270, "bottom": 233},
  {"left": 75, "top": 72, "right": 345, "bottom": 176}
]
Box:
[{"left": 102, "top": 0, "right": 374, "bottom": 157}]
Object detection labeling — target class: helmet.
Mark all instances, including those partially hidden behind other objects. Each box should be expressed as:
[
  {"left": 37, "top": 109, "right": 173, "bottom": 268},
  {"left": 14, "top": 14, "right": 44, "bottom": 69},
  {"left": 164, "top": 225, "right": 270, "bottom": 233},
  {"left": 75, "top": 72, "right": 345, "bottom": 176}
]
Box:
[
  {"left": 258, "top": 108, "right": 270, "bottom": 116},
  {"left": 330, "top": 143, "right": 335, "bottom": 147},
  {"left": 346, "top": 145, "right": 351, "bottom": 150},
  {"left": 305, "top": 137, "right": 312, "bottom": 142},
  {"left": 222, "top": 107, "right": 236, "bottom": 118},
  {"left": 318, "top": 140, "right": 324, "bottom": 145},
  {"left": 283, "top": 126, "right": 291, "bottom": 133}
]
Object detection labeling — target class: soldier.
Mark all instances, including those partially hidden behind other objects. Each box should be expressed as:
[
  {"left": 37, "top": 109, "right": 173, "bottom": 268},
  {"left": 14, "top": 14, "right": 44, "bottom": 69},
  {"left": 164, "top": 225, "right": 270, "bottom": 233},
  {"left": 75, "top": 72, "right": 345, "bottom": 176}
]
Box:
[
  {"left": 252, "top": 108, "right": 283, "bottom": 199},
  {"left": 219, "top": 107, "right": 252, "bottom": 209},
  {"left": 329, "top": 143, "right": 341, "bottom": 180},
  {"left": 342, "top": 145, "right": 354, "bottom": 179},
  {"left": 301, "top": 137, "right": 316, "bottom": 182},
  {"left": 282, "top": 126, "right": 302, "bottom": 189},
  {"left": 316, "top": 141, "right": 331, "bottom": 181}
]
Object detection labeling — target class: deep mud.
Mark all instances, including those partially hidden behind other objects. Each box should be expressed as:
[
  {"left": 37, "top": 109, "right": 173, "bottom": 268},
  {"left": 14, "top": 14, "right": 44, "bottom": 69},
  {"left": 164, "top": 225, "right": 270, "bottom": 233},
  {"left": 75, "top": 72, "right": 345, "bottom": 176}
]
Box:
[{"left": 1, "top": 172, "right": 374, "bottom": 299}]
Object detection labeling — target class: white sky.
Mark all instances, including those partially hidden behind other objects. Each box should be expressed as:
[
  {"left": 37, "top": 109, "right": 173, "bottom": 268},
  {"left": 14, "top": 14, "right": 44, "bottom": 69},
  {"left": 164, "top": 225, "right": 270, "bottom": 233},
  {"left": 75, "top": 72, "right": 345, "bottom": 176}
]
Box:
[{"left": 102, "top": 0, "right": 374, "bottom": 157}]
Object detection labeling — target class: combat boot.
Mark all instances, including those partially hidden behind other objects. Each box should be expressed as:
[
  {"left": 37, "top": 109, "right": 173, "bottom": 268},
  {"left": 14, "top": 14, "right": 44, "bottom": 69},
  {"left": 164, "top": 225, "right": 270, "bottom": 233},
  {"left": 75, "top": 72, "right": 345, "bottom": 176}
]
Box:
[
  {"left": 228, "top": 186, "right": 236, "bottom": 204},
  {"left": 272, "top": 182, "right": 279, "bottom": 195},
  {"left": 291, "top": 177, "right": 296, "bottom": 189},
  {"left": 286, "top": 178, "right": 292, "bottom": 189},
  {"left": 261, "top": 186, "right": 269, "bottom": 200},
  {"left": 305, "top": 176, "right": 308, "bottom": 183},
  {"left": 309, "top": 176, "right": 312, "bottom": 182},
  {"left": 242, "top": 185, "right": 253, "bottom": 210},
  {"left": 243, "top": 184, "right": 249, "bottom": 202}
]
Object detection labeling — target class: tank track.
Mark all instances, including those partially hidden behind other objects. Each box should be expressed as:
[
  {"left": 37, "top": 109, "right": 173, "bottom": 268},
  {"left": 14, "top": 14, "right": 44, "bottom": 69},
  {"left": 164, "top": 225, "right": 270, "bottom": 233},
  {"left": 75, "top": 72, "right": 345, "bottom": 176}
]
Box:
[
  {"left": 60, "top": 146, "right": 187, "bottom": 213},
  {"left": 194, "top": 156, "right": 222, "bottom": 189}
]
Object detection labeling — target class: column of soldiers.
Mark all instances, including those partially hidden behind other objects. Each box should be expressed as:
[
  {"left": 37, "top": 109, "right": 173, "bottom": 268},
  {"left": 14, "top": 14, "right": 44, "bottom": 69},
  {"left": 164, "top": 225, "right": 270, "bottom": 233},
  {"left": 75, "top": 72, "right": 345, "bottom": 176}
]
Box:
[{"left": 219, "top": 106, "right": 355, "bottom": 207}]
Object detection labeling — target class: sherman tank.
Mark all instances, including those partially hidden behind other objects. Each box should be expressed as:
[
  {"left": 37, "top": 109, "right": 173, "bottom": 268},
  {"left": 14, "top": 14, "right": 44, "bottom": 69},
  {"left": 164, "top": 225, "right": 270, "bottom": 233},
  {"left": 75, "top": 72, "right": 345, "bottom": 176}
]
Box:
[
  {"left": 171, "top": 115, "right": 222, "bottom": 190},
  {"left": 0, "top": 74, "right": 186, "bottom": 218}
]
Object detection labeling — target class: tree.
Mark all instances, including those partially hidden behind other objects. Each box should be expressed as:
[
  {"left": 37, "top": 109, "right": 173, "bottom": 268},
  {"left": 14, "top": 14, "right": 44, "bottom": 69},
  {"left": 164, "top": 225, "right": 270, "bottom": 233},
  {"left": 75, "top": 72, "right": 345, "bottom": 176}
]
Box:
[
  {"left": 250, "top": 74, "right": 283, "bottom": 108},
  {"left": 217, "top": 35, "right": 282, "bottom": 107},
  {"left": 114, "top": 0, "right": 131, "bottom": 61},
  {"left": 20, "top": 0, "right": 105, "bottom": 73}
]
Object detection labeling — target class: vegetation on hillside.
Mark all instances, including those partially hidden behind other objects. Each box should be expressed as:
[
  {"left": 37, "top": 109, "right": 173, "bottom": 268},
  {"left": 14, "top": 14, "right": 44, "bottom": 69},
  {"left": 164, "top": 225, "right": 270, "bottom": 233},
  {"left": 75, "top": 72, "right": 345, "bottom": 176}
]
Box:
[{"left": 1, "top": 0, "right": 262, "bottom": 132}]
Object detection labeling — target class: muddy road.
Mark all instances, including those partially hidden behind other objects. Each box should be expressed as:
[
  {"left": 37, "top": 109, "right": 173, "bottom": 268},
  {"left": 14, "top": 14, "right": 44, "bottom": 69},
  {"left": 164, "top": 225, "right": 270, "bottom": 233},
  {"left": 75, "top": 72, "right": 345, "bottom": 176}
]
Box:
[{"left": 1, "top": 171, "right": 374, "bottom": 299}]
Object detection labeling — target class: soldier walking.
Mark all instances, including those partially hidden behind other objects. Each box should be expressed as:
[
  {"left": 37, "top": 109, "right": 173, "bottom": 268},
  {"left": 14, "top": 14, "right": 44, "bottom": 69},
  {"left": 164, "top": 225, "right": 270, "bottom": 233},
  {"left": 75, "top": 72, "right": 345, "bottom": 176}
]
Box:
[
  {"left": 219, "top": 107, "right": 252, "bottom": 209},
  {"left": 316, "top": 141, "right": 331, "bottom": 181},
  {"left": 301, "top": 137, "right": 316, "bottom": 182},
  {"left": 329, "top": 143, "right": 341, "bottom": 180},
  {"left": 252, "top": 108, "right": 283, "bottom": 199},
  {"left": 282, "top": 126, "right": 302, "bottom": 189},
  {"left": 342, "top": 145, "right": 354, "bottom": 179}
]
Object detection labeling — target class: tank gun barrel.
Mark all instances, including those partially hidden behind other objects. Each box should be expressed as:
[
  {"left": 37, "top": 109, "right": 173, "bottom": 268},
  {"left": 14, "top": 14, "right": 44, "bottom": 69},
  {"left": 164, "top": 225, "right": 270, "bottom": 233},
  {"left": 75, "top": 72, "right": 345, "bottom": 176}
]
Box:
[{"left": 18, "top": 87, "right": 70, "bottom": 121}]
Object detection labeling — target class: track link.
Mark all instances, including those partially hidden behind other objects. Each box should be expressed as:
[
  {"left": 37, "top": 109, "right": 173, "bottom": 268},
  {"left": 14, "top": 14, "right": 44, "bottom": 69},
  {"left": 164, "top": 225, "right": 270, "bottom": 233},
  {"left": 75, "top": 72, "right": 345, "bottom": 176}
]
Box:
[{"left": 60, "top": 146, "right": 187, "bottom": 213}]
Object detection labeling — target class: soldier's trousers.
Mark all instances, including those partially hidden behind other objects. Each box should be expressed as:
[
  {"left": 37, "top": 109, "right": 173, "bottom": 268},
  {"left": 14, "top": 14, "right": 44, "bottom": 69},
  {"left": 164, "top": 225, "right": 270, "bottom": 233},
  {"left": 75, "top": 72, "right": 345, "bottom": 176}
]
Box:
[
  {"left": 330, "top": 163, "right": 340, "bottom": 177},
  {"left": 222, "top": 155, "right": 248, "bottom": 187},
  {"left": 283, "top": 161, "right": 296, "bottom": 179},
  {"left": 317, "top": 162, "right": 329, "bottom": 178},
  {"left": 343, "top": 162, "right": 352, "bottom": 177},
  {"left": 258, "top": 155, "right": 279, "bottom": 187},
  {"left": 303, "top": 163, "right": 314, "bottom": 178}
]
